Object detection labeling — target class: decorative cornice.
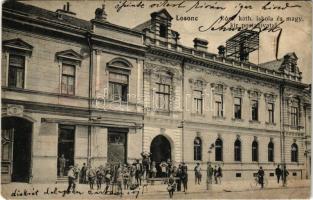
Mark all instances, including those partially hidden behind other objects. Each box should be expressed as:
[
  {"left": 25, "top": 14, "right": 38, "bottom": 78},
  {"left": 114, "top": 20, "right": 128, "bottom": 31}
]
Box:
[
  {"left": 264, "top": 93, "right": 278, "bottom": 103},
  {"left": 3, "top": 38, "right": 33, "bottom": 53},
  {"left": 247, "top": 89, "right": 262, "bottom": 99},
  {"left": 230, "top": 86, "right": 245, "bottom": 97},
  {"left": 56, "top": 49, "right": 83, "bottom": 62}
]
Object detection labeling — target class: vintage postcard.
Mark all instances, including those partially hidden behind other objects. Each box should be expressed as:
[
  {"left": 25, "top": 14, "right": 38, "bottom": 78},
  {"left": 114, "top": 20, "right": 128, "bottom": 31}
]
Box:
[{"left": 1, "top": 0, "right": 311, "bottom": 199}]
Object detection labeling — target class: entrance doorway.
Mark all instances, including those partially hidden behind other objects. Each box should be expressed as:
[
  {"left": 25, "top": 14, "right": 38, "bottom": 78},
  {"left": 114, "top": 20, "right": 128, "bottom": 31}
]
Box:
[
  {"left": 57, "top": 125, "right": 75, "bottom": 177},
  {"left": 150, "top": 135, "right": 171, "bottom": 177},
  {"left": 1, "top": 117, "right": 32, "bottom": 183},
  {"left": 108, "top": 128, "right": 127, "bottom": 165}
]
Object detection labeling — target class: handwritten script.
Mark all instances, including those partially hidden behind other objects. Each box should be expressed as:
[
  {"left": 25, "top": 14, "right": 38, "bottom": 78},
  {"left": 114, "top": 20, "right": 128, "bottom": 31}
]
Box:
[{"left": 114, "top": 0, "right": 301, "bottom": 13}]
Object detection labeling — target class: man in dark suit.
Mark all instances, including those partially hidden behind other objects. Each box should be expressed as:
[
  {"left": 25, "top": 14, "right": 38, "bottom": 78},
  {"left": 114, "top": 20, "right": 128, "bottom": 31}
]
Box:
[
  {"left": 257, "top": 166, "right": 265, "bottom": 188},
  {"left": 275, "top": 165, "right": 282, "bottom": 184}
]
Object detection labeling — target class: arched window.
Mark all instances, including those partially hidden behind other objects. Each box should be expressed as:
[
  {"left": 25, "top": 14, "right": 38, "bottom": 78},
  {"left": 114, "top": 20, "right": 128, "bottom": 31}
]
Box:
[
  {"left": 215, "top": 138, "right": 223, "bottom": 161},
  {"left": 194, "top": 137, "right": 202, "bottom": 161},
  {"left": 252, "top": 140, "right": 258, "bottom": 162},
  {"left": 291, "top": 143, "right": 298, "bottom": 162},
  {"left": 268, "top": 141, "right": 274, "bottom": 162},
  {"left": 234, "top": 139, "right": 241, "bottom": 161},
  {"left": 107, "top": 58, "right": 132, "bottom": 102}
]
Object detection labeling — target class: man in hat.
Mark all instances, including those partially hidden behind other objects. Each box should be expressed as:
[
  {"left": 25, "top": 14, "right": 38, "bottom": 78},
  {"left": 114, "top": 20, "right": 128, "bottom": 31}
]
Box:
[
  {"left": 135, "top": 159, "right": 142, "bottom": 185},
  {"left": 67, "top": 165, "right": 76, "bottom": 193},
  {"left": 181, "top": 162, "right": 188, "bottom": 193},
  {"left": 206, "top": 162, "right": 214, "bottom": 190},
  {"left": 194, "top": 162, "right": 202, "bottom": 185}
]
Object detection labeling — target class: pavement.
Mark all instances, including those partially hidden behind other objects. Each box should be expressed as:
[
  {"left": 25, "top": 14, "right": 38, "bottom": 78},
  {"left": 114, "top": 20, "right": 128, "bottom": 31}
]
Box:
[{"left": 1, "top": 179, "right": 310, "bottom": 199}]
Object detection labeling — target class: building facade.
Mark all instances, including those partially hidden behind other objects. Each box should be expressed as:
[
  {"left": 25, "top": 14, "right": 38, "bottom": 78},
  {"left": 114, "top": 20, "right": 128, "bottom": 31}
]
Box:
[{"left": 1, "top": 1, "right": 311, "bottom": 183}]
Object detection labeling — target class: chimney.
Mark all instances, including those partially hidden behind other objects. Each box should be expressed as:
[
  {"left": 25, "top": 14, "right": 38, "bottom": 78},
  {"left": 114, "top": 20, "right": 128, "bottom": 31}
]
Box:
[
  {"left": 193, "top": 38, "right": 208, "bottom": 51},
  {"left": 218, "top": 45, "right": 226, "bottom": 57},
  {"left": 95, "top": 4, "right": 107, "bottom": 21},
  {"left": 56, "top": 2, "right": 76, "bottom": 18}
]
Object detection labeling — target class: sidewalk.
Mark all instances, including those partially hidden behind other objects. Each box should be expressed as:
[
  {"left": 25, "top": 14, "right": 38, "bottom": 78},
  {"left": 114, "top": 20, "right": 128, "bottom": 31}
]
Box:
[
  {"left": 1, "top": 179, "right": 310, "bottom": 199},
  {"left": 142, "top": 179, "right": 311, "bottom": 193}
]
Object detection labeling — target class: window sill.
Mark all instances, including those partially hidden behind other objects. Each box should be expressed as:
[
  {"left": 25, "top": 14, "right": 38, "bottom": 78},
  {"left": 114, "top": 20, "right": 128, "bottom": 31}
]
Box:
[
  {"left": 155, "top": 109, "right": 171, "bottom": 115},
  {"left": 60, "top": 93, "right": 76, "bottom": 97},
  {"left": 232, "top": 118, "right": 244, "bottom": 122},
  {"left": 265, "top": 122, "right": 276, "bottom": 126},
  {"left": 106, "top": 99, "right": 128, "bottom": 104},
  {"left": 7, "top": 85, "right": 25, "bottom": 90},
  {"left": 213, "top": 116, "right": 226, "bottom": 120},
  {"left": 249, "top": 120, "right": 260, "bottom": 124},
  {"left": 191, "top": 113, "right": 205, "bottom": 117}
]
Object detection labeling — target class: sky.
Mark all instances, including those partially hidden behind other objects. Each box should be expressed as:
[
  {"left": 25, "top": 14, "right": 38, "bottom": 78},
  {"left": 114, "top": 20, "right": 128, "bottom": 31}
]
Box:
[{"left": 22, "top": 0, "right": 312, "bottom": 84}]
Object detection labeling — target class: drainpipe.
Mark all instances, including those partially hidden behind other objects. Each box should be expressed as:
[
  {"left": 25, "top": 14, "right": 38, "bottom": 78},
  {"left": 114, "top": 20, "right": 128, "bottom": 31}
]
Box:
[
  {"left": 304, "top": 104, "right": 308, "bottom": 179},
  {"left": 86, "top": 32, "right": 93, "bottom": 166},
  {"left": 181, "top": 58, "right": 186, "bottom": 163},
  {"left": 279, "top": 82, "right": 286, "bottom": 187},
  {"left": 142, "top": 59, "right": 145, "bottom": 154}
]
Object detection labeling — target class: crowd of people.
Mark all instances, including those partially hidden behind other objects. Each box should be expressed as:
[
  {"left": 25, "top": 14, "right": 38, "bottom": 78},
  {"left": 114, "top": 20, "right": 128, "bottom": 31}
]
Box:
[
  {"left": 63, "top": 153, "right": 290, "bottom": 198},
  {"left": 66, "top": 160, "right": 148, "bottom": 196}
]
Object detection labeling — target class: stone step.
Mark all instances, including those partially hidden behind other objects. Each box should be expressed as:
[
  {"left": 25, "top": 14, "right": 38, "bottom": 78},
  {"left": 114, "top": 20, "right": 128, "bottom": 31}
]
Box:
[{"left": 55, "top": 177, "right": 68, "bottom": 183}]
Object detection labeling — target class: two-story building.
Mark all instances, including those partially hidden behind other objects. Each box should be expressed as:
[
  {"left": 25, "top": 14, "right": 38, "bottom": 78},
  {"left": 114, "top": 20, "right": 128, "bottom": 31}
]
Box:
[{"left": 1, "top": 1, "right": 311, "bottom": 183}]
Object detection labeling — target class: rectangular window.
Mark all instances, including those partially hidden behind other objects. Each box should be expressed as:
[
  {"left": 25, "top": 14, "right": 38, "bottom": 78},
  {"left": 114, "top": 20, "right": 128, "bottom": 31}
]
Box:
[
  {"left": 234, "top": 97, "right": 242, "bottom": 119},
  {"left": 251, "top": 100, "right": 258, "bottom": 121},
  {"left": 109, "top": 72, "right": 128, "bottom": 102},
  {"left": 291, "top": 107, "right": 298, "bottom": 127},
  {"left": 268, "top": 103, "right": 274, "bottom": 123},
  {"left": 215, "top": 94, "right": 223, "bottom": 117},
  {"left": 193, "top": 90, "right": 203, "bottom": 114},
  {"left": 292, "top": 172, "right": 297, "bottom": 176},
  {"left": 8, "top": 55, "right": 25, "bottom": 88},
  {"left": 61, "top": 64, "right": 75, "bottom": 95},
  {"left": 236, "top": 173, "right": 241, "bottom": 177},
  {"left": 156, "top": 83, "right": 170, "bottom": 110},
  {"left": 159, "top": 24, "right": 167, "bottom": 38},
  {"left": 269, "top": 173, "right": 274, "bottom": 177}
]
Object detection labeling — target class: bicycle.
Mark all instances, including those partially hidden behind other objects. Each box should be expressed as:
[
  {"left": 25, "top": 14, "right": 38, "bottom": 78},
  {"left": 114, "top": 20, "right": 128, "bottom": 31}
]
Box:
[{"left": 250, "top": 176, "right": 268, "bottom": 190}]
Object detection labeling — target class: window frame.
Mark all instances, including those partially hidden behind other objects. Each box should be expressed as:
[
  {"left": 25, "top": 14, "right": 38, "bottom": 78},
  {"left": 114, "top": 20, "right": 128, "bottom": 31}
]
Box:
[
  {"left": 268, "top": 141, "right": 274, "bottom": 162},
  {"left": 234, "top": 97, "right": 242, "bottom": 119},
  {"left": 234, "top": 139, "right": 241, "bottom": 162},
  {"left": 267, "top": 103, "right": 275, "bottom": 123},
  {"left": 215, "top": 94, "right": 224, "bottom": 117},
  {"left": 215, "top": 138, "right": 223, "bottom": 161},
  {"left": 61, "top": 63, "right": 76, "bottom": 96},
  {"left": 155, "top": 83, "right": 171, "bottom": 111},
  {"left": 159, "top": 24, "right": 167, "bottom": 38},
  {"left": 251, "top": 100, "right": 259, "bottom": 121},
  {"left": 193, "top": 90, "right": 203, "bottom": 114},
  {"left": 8, "top": 54, "right": 26, "bottom": 89},
  {"left": 193, "top": 137, "right": 202, "bottom": 161},
  {"left": 252, "top": 140, "right": 259, "bottom": 162},
  {"left": 108, "top": 72, "right": 129, "bottom": 102},
  {"left": 290, "top": 106, "right": 299, "bottom": 127},
  {"left": 291, "top": 143, "right": 298, "bottom": 162}
]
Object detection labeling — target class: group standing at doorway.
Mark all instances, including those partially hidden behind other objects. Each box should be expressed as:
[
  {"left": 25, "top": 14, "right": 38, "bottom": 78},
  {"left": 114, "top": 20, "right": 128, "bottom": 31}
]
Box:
[{"left": 64, "top": 151, "right": 292, "bottom": 198}]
